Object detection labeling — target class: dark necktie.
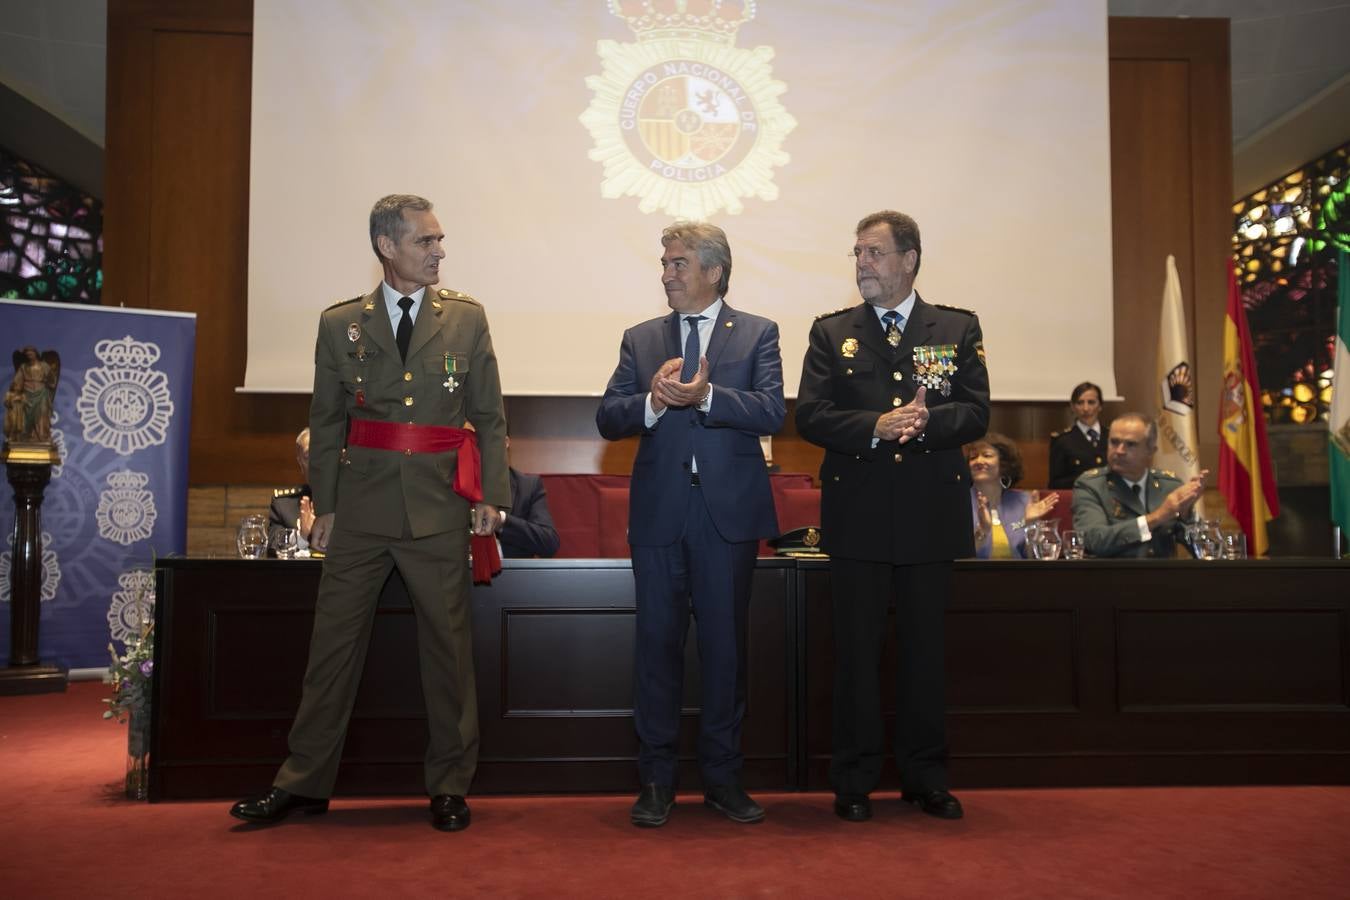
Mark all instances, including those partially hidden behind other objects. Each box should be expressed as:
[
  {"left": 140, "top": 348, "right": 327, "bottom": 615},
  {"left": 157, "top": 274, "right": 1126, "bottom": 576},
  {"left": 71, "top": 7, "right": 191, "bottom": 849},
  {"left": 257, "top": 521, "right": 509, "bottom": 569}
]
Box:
[
  {"left": 1087, "top": 428, "right": 1099, "bottom": 447},
  {"left": 681, "top": 315, "right": 705, "bottom": 381},
  {"left": 1132, "top": 483, "right": 1143, "bottom": 506},
  {"left": 882, "top": 310, "right": 904, "bottom": 348},
  {"left": 396, "top": 296, "right": 414, "bottom": 362}
]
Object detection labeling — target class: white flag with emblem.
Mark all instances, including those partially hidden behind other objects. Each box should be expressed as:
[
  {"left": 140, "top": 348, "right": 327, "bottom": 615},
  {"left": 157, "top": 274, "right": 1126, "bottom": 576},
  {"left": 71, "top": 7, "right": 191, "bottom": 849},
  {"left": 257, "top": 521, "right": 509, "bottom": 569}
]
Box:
[{"left": 1154, "top": 255, "right": 1204, "bottom": 514}]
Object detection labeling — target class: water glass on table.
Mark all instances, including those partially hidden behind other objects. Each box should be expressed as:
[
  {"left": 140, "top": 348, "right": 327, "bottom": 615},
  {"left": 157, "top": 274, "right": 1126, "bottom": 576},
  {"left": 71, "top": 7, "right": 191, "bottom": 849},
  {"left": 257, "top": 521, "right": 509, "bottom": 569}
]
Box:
[
  {"left": 272, "top": 526, "right": 300, "bottom": 560},
  {"left": 1062, "top": 530, "right": 1084, "bottom": 560},
  {"left": 236, "top": 514, "right": 268, "bottom": 559}
]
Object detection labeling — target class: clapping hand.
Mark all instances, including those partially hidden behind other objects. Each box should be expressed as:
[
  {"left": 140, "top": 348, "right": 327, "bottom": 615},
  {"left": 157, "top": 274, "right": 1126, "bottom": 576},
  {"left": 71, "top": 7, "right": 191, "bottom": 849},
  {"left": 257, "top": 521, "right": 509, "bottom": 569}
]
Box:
[
  {"left": 874, "top": 386, "right": 930, "bottom": 444},
  {"left": 1025, "top": 490, "right": 1059, "bottom": 522},
  {"left": 651, "top": 357, "right": 710, "bottom": 411}
]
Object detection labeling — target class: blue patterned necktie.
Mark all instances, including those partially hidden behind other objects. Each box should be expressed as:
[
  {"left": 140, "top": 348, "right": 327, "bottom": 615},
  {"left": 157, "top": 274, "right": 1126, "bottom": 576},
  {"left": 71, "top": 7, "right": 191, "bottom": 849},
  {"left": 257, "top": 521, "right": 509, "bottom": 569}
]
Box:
[
  {"left": 682, "top": 315, "right": 705, "bottom": 381},
  {"left": 882, "top": 309, "right": 904, "bottom": 348}
]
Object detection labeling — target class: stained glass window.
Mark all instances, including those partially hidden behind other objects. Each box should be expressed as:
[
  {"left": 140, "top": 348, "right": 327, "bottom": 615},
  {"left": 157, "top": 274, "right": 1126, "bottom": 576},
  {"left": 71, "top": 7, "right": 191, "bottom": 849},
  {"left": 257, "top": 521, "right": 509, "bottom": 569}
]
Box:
[
  {"left": 1232, "top": 142, "right": 1347, "bottom": 425},
  {"left": 0, "top": 146, "right": 103, "bottom": 304}
]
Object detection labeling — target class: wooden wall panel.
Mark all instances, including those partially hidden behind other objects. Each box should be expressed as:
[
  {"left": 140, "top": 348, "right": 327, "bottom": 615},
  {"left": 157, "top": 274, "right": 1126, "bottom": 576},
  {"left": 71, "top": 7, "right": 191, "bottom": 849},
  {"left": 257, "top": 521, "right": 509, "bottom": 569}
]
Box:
[{"left": 104, "top": 6, "right": 1232, "bottom": 489}]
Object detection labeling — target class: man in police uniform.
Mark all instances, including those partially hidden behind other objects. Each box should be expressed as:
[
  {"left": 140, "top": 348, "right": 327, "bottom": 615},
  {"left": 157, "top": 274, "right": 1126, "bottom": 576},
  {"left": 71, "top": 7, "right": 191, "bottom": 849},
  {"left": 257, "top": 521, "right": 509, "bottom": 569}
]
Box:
[
  {"left": 796, "top": 210, "right": 989, "bottom": 823},
  {"left": 267, "top": 427, "right": 314, "bottom": 555},
  {"left": 231, "top": 194, "right": 509, "bottom": 832},
  {"left": 1072, "top": 412, "right": 1206, "bottom": 558}
]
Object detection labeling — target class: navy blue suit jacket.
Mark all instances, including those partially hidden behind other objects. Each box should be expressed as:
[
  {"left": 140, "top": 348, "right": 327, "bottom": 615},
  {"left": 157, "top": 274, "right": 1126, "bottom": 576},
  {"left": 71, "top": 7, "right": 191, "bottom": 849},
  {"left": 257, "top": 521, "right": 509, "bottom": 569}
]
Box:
[{"left": 596, "top": 302, "right": 785, "bottom": 546}]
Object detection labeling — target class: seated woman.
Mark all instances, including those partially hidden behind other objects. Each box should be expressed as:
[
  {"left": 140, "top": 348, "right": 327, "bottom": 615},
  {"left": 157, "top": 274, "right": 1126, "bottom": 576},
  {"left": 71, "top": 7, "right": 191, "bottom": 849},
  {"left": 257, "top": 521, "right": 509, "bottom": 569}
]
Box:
[
  {"left": 967, "top": 432, "right": 1059, "bottom": 559},
  {"left": 1048, "top": 381, "right": 1107, "bottom": 489}
]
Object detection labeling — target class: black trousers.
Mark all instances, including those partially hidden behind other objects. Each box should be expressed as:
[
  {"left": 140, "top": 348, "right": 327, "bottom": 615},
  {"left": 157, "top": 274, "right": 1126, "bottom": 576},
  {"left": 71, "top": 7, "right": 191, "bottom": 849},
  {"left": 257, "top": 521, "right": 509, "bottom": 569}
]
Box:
[{"left": 829, "top": 558, "right": 951, "bottom": 797}]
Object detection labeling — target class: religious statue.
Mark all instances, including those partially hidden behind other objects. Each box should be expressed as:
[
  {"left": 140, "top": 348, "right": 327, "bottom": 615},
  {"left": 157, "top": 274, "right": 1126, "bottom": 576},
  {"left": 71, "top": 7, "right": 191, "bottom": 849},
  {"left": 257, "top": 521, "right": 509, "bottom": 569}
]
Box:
[{"left": 4, "top": 346, "right": 61, "bottom": 444}]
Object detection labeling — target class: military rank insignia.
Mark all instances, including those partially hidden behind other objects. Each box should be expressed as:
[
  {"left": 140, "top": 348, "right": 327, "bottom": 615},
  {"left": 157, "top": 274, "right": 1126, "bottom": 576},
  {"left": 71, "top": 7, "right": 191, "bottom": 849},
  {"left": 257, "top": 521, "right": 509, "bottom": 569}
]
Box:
[
  {"left": 840, "top": 337, "right": 858, "bottom": 358},
  {"left": 913, "top": 345, "right": 957, "bottom": 397}
]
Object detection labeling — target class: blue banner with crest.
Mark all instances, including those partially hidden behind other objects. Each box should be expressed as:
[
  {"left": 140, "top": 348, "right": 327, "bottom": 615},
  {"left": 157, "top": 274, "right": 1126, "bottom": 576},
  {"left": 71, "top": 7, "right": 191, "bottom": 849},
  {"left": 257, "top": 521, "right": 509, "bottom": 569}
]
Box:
[{"left": 1, "top": 299, "right": 195, "bottom": 669}]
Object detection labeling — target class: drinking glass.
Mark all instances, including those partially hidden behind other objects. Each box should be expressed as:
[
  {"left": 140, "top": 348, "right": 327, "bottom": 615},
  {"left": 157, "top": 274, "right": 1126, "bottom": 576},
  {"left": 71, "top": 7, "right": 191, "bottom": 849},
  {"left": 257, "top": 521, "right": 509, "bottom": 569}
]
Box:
[
  {"left": 1221, "top": 531, "right": 1247, "bottom": 560},
  {"left": 236, "top": 515, "right": 268, "bottom": 559},
  {"left": 1036, "top": 528, "right": 1062, "bottom": 560},
  {"left": 272, "top": 526, "right": 300, "bottom": 560},
  {"left": 1194, "top": 519, "right": 1223, "bottom": 560},
  {"left": 1062, "top": 530, "right": 1085, "bottom": 560}
]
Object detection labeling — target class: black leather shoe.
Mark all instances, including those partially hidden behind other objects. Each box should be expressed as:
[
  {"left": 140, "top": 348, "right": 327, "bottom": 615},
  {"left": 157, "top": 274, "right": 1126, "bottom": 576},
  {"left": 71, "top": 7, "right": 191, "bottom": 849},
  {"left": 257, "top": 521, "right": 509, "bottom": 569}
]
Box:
[
  {"left": 703, "top": 784, "right": 765, "bottom": 824},
  {"left": 833, "top": 794, "right": 872, "bottom": 822},
  {"left": 431, "top": 794, "right": 471, "bottom": 832},
  {"left": 902, "top": 789, "right": 964, "bottom": 819},
  {"left": 229, "top": 786, "right": 329, "bottom": 824},
  {"left": 630, "top": 783, "right": 676, "bottom": 828}
]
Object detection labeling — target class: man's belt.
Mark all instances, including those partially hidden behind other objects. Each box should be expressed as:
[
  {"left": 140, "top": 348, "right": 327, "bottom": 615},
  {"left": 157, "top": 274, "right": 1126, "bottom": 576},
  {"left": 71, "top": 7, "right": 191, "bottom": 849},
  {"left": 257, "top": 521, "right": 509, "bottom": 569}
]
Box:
[{"left": 345, "top": 418, "right": 501, "bottom": 583}]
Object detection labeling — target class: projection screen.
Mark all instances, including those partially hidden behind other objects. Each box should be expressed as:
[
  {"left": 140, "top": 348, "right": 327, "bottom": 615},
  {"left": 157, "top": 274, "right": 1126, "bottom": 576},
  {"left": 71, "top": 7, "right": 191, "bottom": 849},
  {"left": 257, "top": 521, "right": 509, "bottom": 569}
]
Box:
[{"left": 246, "top": 0, "right": 1117, "bottom": 401}]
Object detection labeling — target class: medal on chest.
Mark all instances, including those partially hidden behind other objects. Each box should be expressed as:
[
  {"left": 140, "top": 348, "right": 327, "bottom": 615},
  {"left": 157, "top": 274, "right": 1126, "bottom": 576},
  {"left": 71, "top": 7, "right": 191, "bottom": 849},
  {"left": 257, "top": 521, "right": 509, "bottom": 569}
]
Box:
[
  {"left": 913, "top": 345, "right": 957, "bottom": 397},
  {"left": 442, "top": 353, "right": 459, "bottom": 393}
]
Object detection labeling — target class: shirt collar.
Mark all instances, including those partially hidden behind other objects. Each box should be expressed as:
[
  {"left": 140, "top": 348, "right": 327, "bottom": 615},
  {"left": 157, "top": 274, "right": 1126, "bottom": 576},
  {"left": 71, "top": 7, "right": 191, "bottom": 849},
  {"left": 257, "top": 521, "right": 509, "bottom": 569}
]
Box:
[
  {"left": 869, "top": 289, "right": 917, "bottom": 325},
  {"left": 381, "top": 283, "right": 427, "bottom": 322},
  {"left": 681, "top": 296, "right": 724, "bottom": 327},
  {"left": 1077, "top": 421, "right": 1099, "bottom": 438}
]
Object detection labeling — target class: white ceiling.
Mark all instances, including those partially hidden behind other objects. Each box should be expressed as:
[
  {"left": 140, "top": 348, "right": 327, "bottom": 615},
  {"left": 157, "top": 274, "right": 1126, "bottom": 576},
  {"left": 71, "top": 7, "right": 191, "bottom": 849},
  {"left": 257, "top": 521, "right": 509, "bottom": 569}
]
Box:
[{"left": 0, "top": 1, "right": 1346, "bottom": 181}]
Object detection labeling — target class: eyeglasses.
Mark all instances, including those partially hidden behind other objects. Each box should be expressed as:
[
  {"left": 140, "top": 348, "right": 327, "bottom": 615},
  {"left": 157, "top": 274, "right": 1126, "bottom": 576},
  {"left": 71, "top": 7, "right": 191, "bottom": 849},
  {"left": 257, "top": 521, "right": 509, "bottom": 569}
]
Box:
[{"left": 848, "top": 247, "right": 904, "bottom": 263}]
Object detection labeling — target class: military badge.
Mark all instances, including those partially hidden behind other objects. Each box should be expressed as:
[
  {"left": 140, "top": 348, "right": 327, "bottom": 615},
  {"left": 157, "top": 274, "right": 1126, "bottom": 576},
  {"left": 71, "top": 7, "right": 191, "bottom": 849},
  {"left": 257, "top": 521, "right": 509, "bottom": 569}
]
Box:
[
  {"left": 355, "top": 389, "right": 365, "bottom": 407},
  {"left": 886, "top": 321, "right": 902, "bottom": 348},
  {"left": 841, "top": 337, "right": 858, "bottom": 359},
  {"left": 347, "top": 323, "right": 361, "bottom": 343}
]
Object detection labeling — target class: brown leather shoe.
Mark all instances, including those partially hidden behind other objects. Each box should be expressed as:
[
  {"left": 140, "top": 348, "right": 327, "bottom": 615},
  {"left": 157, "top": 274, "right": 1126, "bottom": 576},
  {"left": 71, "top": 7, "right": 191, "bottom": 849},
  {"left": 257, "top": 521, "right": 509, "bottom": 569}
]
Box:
[
  {"left": 229, "top": 786, "right": 329, "bottom": 824},
  {"left": 431, "top": 794, "right": 471, "bottom": 832}
]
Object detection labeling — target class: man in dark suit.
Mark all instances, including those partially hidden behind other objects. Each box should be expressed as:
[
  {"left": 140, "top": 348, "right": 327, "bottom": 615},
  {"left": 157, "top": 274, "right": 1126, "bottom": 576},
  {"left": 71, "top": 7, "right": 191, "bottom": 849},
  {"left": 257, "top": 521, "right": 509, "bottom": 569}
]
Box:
[
  {"left": 797, "top": 210, "right": 989, "bottom": 822},
  {"left": 497, "top": 463, "right": 559, "bottom": 559},
  {"left": 230, "top": 194, "right": 509, "bottom": 832},
  {"left": 1072, "top": 412, "right": 1206, "bottom": 557},
  {"left": 597, "top": 221, "right": 784, "bottom": 828}
]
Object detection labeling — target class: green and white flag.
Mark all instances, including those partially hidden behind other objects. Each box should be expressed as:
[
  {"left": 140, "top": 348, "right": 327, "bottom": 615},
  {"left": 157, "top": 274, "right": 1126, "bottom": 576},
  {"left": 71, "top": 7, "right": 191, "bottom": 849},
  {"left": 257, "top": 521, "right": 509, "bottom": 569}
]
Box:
[{"left": 1331, "top": 250, "right": 1350, "bottom": 542}]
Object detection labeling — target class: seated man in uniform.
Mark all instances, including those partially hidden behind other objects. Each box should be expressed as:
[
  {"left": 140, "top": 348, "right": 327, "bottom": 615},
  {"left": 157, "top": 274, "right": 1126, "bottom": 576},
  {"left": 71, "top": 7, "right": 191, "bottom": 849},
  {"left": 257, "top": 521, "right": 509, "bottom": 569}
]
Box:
[
  {"left": 1072, "top": 412, "right": 1207, "bottom": 558},
  {"left": 268, "top": 427, "right": 314, "bottom": 556}
]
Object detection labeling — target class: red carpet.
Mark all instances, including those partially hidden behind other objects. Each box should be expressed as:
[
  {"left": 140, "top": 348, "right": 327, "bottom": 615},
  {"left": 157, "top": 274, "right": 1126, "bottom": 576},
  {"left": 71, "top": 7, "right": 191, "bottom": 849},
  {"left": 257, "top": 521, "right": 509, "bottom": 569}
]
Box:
[{"left": 3, "top": 683, "right": 1348, "bottom": 899}]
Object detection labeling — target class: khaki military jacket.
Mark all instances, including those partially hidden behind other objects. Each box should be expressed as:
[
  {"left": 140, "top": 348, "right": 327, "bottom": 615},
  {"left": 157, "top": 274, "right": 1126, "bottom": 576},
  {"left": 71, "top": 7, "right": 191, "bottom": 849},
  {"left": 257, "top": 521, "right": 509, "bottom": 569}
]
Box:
[{"left": 307, "top": 285, "right": 510, "bottom": 539}]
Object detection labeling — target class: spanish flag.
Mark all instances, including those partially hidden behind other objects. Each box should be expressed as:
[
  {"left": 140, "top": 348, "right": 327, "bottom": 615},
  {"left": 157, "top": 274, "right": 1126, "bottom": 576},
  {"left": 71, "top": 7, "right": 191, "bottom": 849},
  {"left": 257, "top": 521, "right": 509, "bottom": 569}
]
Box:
[{"left": 1218, "top": 268, "right": 1279, "bottom": 556}]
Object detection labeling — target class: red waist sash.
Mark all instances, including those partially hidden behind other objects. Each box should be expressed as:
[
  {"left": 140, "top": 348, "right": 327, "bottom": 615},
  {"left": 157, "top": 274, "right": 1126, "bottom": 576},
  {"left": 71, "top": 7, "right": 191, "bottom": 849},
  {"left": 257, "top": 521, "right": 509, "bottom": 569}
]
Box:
[{"left": 345, "top": 418, "right": 500, "bottom": 583}]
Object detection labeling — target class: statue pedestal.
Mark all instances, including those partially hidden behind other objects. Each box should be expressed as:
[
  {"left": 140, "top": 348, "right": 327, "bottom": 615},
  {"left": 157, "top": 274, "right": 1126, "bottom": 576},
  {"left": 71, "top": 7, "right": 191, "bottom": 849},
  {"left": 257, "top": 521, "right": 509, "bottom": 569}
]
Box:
[{"left": 2, "top": 441, "right": 67, "bottom": 695}]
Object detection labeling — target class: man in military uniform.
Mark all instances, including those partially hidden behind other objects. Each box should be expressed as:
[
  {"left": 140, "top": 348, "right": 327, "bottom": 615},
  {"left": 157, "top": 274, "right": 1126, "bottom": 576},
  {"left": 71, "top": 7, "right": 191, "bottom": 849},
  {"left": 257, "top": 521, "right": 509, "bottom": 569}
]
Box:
[
  {"left": 1072, "top": 412, "right": 1206, "bottom": 558},
  {"left": 796, "top": 210, "right": 989, "bottom": 823},
  {"left": 231, "top": 194, "right": 509, "bottom": 832},
  {"left": 267, "top": 427, "right": 314, "bottom": 555}
]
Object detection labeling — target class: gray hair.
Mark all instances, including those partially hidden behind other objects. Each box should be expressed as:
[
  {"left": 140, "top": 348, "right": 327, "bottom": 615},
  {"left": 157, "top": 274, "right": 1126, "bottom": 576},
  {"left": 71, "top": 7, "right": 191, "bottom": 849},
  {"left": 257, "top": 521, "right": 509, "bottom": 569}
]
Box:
[
  {"left": 1113, "top": 411, "right": 1158, "bottom": 449},
  {"left": 662, "top": 221, "right": 732, "bottom": 296},
  {"left": 295, "top": 427, "right": 310, "bottom": 450},
  {"left": 369, "top": 194, "right": 433, "bottom": 259},
  {"left": 856, "top": 210, "right": 922, "bottom": 277}
]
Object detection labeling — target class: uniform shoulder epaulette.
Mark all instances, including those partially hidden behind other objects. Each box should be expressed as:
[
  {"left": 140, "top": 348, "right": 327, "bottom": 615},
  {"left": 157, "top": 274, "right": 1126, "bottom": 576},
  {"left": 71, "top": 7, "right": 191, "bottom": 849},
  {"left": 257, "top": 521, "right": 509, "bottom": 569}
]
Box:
[
  {"left": 932, "top": 302, "right": 977, "bottom": 316},
  {"left": 1050, "top": 430, "right": 1062, "bottom": 439},
  {"left": 273, "top": 485, "right": 305, "bottom": 498},
  {"left": 438, "top": 288, "right": 479, "bottom": 305},
  {"left": 814, "top": 306, "right": 851, "bottom": 321},
  {"left": 1157, "top": 469, "right": 1178, "bottom": 479},
  {"left": 325, "top": 294, "right": 365, "bottom": 311},
  {"left": 1083, "top": 467, "right": 1103, "bottom": 478}
]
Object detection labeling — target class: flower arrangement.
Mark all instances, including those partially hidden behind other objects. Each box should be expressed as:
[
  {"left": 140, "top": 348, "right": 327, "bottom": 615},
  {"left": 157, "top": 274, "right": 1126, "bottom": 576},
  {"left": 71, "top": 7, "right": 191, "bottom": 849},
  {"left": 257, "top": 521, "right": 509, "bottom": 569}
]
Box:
[
  {"left": 103, "top": 624, "right": 153, "bottom": 726},
  {"left": 103, "top": 566, "right": 155, "bottom": 799}
]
